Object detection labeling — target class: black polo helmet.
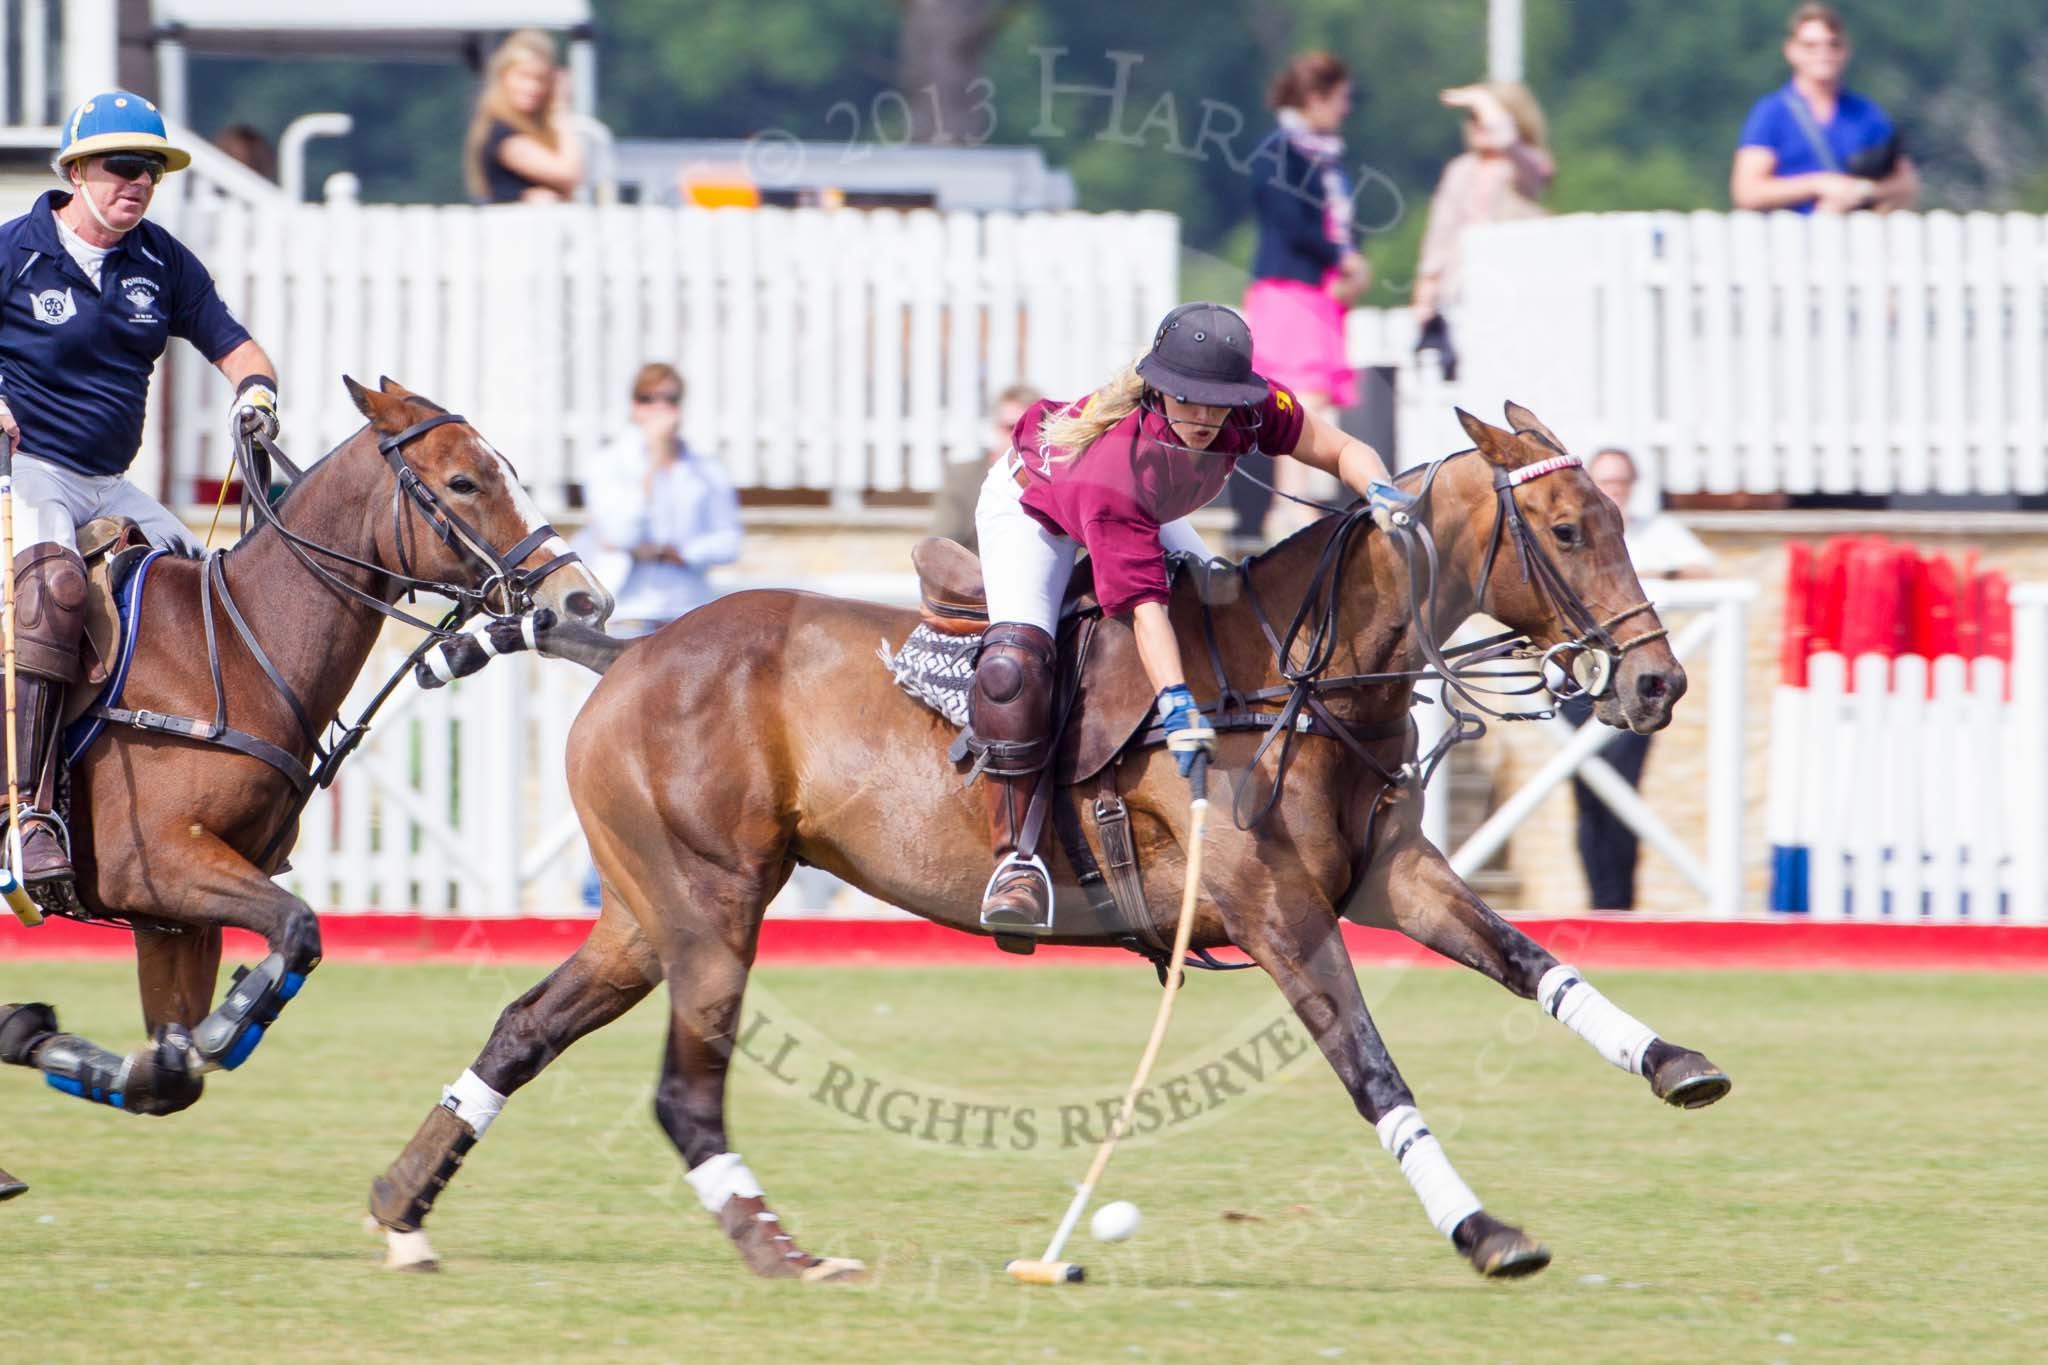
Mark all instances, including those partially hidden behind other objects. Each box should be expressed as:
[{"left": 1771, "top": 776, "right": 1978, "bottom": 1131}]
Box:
[{"left": 1135, "top": 302, "right": 1269, "bottom": 408}]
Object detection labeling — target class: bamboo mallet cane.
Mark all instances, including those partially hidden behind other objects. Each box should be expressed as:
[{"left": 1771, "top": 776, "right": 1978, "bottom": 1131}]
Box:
[
  {"left": 1006, "top": 752, "right": 1210, "bottom": 1286},
  {"left": 0, "top": 428, "right": 42, "bottom": 926}
]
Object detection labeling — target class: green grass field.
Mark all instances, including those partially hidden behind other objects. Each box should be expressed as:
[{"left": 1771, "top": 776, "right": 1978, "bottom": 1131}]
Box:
[{"left": 4, "top": 960, "right": 2043, "bottom": 1363}]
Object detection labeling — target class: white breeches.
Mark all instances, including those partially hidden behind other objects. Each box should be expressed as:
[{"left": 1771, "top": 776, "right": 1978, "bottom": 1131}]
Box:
[
  {"left": 973, "top": 453, "right": 1210, "bottom": 633},
  {"left": 6, "top": 454, "right": 199, "bottom": 557}
]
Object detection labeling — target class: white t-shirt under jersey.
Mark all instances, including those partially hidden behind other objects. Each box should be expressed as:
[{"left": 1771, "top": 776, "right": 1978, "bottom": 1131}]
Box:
[{"left": 53, "top": 214, "right": 111, "bottom": 288}]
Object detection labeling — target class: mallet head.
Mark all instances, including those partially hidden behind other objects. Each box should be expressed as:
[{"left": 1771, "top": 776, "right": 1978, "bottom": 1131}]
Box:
[{"left": 1005, "top": 1258, "right": 1084, "bottom": 1285}]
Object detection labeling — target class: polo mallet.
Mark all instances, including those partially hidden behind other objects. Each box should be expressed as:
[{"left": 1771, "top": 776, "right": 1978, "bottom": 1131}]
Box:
[
  {"left": 1007, "top": 752, "right": 1209, "bottom": 1286},
  {"left": 0, "top": 428, "right": 41, "bottom": 927}
]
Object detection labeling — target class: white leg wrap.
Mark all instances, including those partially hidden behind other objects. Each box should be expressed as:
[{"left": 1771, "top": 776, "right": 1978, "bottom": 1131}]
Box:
[
  {"left": 684, "top": 1151, "right": 765, "bottom": 1215},
  {"left": 440, "top": 1069, "right": 508, "bottom": 1137},
  {"left": 1375, "top": 1104, "right": 1483, "bottom": 1239},
  {"left": 1539, "top": 964, "right": 1657, "bottom": 1077}
]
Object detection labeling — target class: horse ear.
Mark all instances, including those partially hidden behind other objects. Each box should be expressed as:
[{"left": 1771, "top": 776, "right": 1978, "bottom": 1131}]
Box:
[
  {"left": 377, "top": 375, "right": 417, "bottom": 398},
  {"left": 1456, "top": 408, "right": 1518, "bottom": 468},
  {"left": 1502, "top": 400, "right": 1565, "bottom": 452},
  {"left": 344, "top": 375, "right": 376, "bottom": 420},
  {"left": 344, "top": 374, "right": 403, "bottom": 432}
]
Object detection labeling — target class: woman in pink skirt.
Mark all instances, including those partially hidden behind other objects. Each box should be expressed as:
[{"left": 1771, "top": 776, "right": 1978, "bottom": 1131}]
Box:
[{"left": 1240, "top": 50, "right": 1370, "bottom": 541}]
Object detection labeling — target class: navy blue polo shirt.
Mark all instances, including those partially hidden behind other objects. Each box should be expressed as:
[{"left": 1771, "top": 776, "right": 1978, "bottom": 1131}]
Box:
[
  {"left": 1738, "top": 84, "right": 1897, "bottom": 214},
  {"left": 0, "top": 190, "right": 250, "bottom": 476}
]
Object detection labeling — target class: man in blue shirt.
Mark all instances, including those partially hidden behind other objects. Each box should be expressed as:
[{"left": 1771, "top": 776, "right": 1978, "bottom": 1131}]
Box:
[
  {"left": 0, "top": 92, "right": 280, "bottom": 897},
  {"left": 1730, "top": 3, "right": 1919, "bottom": 214}
]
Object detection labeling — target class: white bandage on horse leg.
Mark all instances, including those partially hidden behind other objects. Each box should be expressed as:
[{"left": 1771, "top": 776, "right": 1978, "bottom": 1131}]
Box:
[
  {"left": 1375, "top": 1104, "right": 1483, "bottom": 1239},
  {"left": 685, "top": 1151, "right": 766, "bottom": 1215},
  {"left": 440, "top": 1068, "right": 508, "bottom": 1137},
  {"left": 1538, "top": 964, "right": 1657, "bottom": 1076}
]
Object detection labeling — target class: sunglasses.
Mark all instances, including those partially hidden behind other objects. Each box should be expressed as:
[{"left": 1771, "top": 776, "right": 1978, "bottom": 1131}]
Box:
[
  {"left": 634, "top": 391, "right": 683, "bottom": 406},
  {"left": 100, "top": 154, "right": 167, "bottom": 184}
]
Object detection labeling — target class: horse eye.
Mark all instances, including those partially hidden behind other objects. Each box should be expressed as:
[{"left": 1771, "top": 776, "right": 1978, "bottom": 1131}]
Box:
[
  {"left": 1552, "top": 523, "right": 1581, "bottom": 548},
  {"left": 447, "top": 475, "right": 480, "bottom": 496}
]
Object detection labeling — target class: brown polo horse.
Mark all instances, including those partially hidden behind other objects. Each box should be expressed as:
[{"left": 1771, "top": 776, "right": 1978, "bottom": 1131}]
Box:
[
  {"left": 370, "top": 403, "right": 1729, "bottom": 1280},
  {"left": 0, "top": 379, "right": 610, "bottom": 1183}
]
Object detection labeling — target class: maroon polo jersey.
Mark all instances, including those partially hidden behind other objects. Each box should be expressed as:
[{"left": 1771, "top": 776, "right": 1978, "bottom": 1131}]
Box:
[{"left": 1011, "top": 383, "right": 1306, "bottom": 616}]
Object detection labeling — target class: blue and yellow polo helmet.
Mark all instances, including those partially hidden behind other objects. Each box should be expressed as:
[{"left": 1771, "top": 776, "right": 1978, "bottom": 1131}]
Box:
[{"left": 56, "top": 91, "right": 191, "bottom": 173}]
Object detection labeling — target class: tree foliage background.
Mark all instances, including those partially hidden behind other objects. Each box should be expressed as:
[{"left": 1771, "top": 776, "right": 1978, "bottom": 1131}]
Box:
[{"left": 189, "top": 0, "right": 2048, "bottom": 305}]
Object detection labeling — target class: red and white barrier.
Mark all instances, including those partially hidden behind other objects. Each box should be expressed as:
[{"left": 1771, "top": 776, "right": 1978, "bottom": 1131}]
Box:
[{"left": 1769, "top": 538, "right": 2036, "bottom": 921}]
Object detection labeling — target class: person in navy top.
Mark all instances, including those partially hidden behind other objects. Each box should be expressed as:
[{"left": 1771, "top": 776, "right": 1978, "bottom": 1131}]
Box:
[
  {"left": 0, "top": 92, "right": 280, "bottom": 894},
  {"left": 1730, "top": 3, "right": 1919, "bottom": 214}
]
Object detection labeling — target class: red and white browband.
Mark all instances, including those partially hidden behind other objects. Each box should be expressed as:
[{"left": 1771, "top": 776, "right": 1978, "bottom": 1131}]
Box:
[{"left": 1505, "top": 454, "right": 1582, "bottom": 486}]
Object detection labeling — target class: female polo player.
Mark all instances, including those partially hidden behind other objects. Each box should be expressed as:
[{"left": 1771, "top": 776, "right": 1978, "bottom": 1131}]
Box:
[
  {"left": 969, "top": 301, "right": 1408, "bottom": 934},
  {"left": 0, "top": 92, "right": 281, "bottom": 902}
]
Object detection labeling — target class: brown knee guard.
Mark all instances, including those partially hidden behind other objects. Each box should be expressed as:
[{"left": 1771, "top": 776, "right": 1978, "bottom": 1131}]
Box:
[
  {"left": 969, "top": 622, "right": 1055, "bottom": 859},
  {"left": 12, "top": 545, "right": 87, "bottom": 686}
]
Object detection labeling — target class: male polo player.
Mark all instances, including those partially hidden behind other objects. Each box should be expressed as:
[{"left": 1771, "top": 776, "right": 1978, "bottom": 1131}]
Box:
[{"left": 0, "top": 92, "right": 281, "bottom": 903}]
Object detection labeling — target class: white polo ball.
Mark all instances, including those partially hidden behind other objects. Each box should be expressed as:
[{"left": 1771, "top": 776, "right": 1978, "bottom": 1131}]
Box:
[{"left": 1090, "top": 1199, "right": 1141, "bottom": 1243}]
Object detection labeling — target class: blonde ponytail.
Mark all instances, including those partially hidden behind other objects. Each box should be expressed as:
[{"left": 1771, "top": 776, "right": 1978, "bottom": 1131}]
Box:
[{"left": 1038, "top": 358, "right": 1148, "bottom": 459}]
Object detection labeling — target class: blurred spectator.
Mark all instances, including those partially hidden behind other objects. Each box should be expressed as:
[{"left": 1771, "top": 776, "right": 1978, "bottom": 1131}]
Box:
[
  {"left": 1564, "top": 447, "right": 1714, "bottom": 911},
  {"left": 580, "top": 363, "right": 742, "bottom": 637},
  {"left": 1730, "top": 3, "right": 1919, "bottom": 214},
  {"left": 213, "top": 124, "right": 276, "bottom": 180},
  {"left": 931, "top": 383, "right": 1043, "bottom": 553},
  {"left": 1233, "top": 49, "right": 1367, "bottom": 548},
  {"left": 1411, "top": 83, "right": 1554, "bottom": 382},
  {"left": 464, "top": 29, "right": 585, "bottom": 204}
]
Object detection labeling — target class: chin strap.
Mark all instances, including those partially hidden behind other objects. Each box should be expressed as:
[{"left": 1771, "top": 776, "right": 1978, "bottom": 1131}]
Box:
[{"left": 72, "top": 178, "right": 126, "bottom": 237}]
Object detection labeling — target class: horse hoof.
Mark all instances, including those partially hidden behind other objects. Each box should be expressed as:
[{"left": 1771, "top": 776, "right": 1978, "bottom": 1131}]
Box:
[
  {"left": 1649, "top": 1048, "right": 1732, "bottom": 1109},
  {"left": 382, "top": 1228, "right": 441, "bottom": 1272},
  {"left": 1456, "top": 1212, "right": 1551, "bottom": 1280},
  {"left": 799, "top": 1257, "right": 867, "bottom": 1283},
  {"left": 0, "top": 1172, "right": 27, "bottom": 1202}
]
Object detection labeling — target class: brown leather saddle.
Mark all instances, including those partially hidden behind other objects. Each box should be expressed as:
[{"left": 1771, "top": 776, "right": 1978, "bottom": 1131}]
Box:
[
  {"left": 912, "top": 536, "right": 1156, "bottom": 787},
  {"left": 911, "top": 536, "right": 1259, "bottom": 969},
  {"left": 61, "top": 516, "right": 157, "bottom": 730}
]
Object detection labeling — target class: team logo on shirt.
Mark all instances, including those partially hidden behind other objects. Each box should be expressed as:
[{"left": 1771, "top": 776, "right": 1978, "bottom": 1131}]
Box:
[
  {"left": 120, "top": 276, "right": 160, "bottom": 322},
  {"left": 28, "top": 287, "right": 76, "bottom": 325},
  {"left": 1274, "top": 389, "right": 1293, "bottom": 413}
]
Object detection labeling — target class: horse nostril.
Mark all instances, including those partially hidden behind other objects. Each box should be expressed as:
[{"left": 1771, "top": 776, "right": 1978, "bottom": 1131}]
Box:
[
  {"left": 1637, "top": 672, "right": 1670, "bottom": 702},
  {"left": 565, "top": 590, "right": 599, "bottom": 621}
]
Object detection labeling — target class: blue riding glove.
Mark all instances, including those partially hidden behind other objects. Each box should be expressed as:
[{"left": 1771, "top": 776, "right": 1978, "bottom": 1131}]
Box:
[
  {"left": 1367, "top": 480, "right": 1416, "bottom": 533},
  {"left": 1156, "top": 684, "right": 1215, "bottom": 779}
]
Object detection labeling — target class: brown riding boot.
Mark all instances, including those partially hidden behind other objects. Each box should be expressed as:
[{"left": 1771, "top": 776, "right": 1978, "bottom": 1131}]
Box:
[
  {"left": 970, "top": 622, "right": 1056, "bottom": 934},
  {"left": 9, "top": 546, "right": 88, "bottom": 895}
]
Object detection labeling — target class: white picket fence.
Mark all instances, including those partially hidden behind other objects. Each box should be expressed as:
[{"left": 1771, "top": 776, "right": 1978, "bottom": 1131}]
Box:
[
  {"left": 1769, "top": 646, "right": 2039, "bottom": 925},
  {"left": 279, "top": 644, "right": 601, "bottom": 918},
  {"left": 1764, "top": 586, "right": 2048, "bottom": 923},
  {"left": 161, "top": 202, "right": 1179, "bottom": 509},
  {"left": 1457, "top": 211, "right": 2048, "bottom": 502}
]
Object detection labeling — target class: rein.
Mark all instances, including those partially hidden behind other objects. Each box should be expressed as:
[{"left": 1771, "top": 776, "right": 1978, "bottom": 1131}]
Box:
[
  {"left": 1178, "top": 442, "right": 1663, "bottom": 831},
  {"left": 90, "top": 416, "right": 579, "bottom": 872}
]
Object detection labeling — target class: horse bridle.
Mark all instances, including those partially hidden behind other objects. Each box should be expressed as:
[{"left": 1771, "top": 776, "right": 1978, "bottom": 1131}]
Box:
[
  {"left": 240, "top": 413, "right": 581, "bottom": 634},
  {"left": 179, "top": 414, "right": 583, "bottom": 869},
  {"left": 1209, "top": 439, "right": 1670, "bottom": 829},
  {"left": 1466, "top": 444, "right": 1667, "bottom": 703}
]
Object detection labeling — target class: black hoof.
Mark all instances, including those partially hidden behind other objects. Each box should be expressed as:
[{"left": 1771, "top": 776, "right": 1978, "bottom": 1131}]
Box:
[
  {"left": 1454, "top": 1211, "right": 1552, "bottom": 1280},
  {"left": 0, "top": 1169, "right": 26, "bottom": 1202},
  {"left": 1648, "top": 1047, "right": 1732, "bottom": 1109}
]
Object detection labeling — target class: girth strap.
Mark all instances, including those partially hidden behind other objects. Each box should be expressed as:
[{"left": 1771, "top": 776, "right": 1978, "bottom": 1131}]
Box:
[{"left": 87, "top": 704, "right": 312, "bottom": 795}]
